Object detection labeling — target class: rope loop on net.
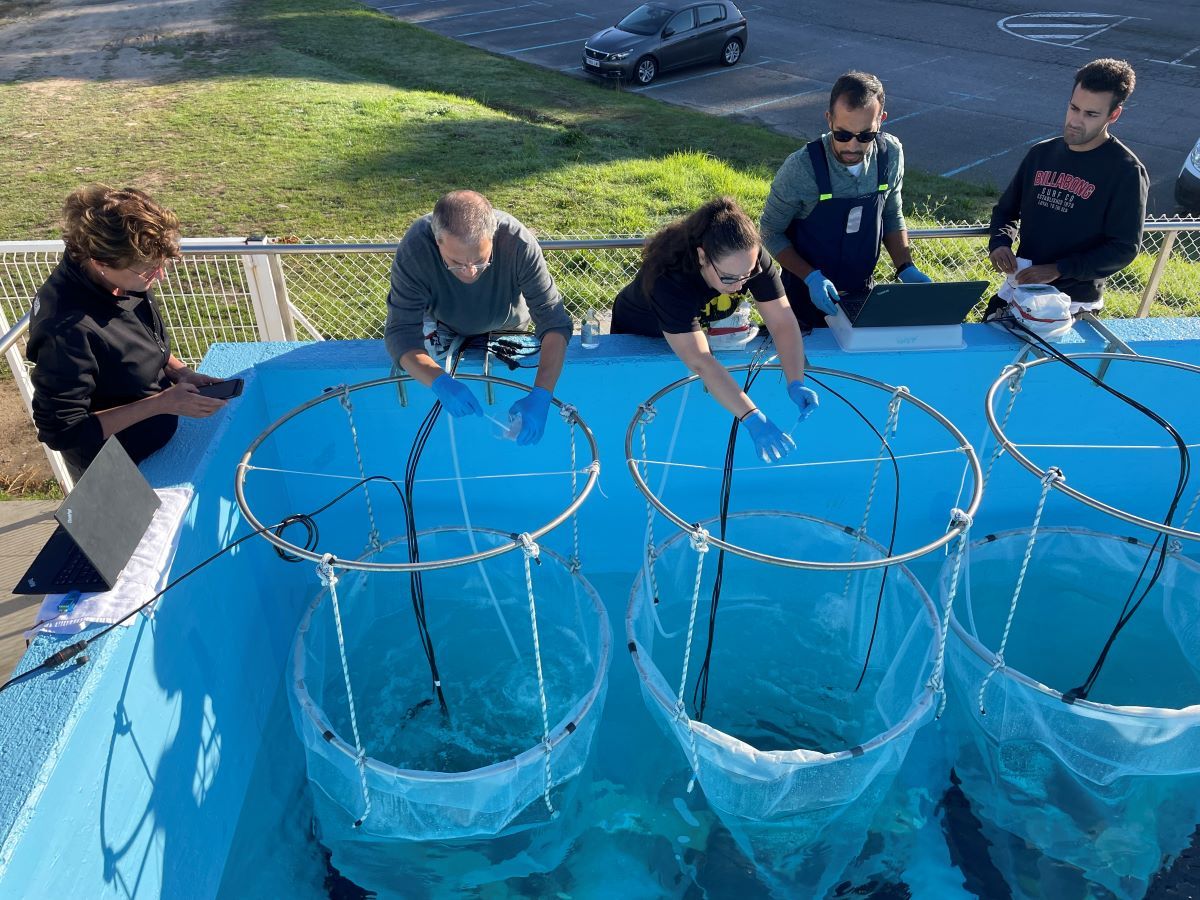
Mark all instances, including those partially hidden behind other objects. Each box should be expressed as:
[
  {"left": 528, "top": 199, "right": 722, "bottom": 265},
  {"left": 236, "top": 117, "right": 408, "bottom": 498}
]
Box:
[
  {"left": 335, "top": 383, "right": 381, "bottom": 552},
  {"left": 928, "top": 507, "right": 974, "bottom": 717},
  {"left": 1005, "top": 363, "right": 1026, "bottom": 395},
  {"left": 517, "top": 532, "right": 555, "bottom": 817},
  {"left": 977, "top": 466, "right": 1064, "bottom": 714},
  {"left": 843, "top": 388, "right": 906, "bottom": 597},
  {"left": 674, "top": 525, "right": 711, "bottom": 793},
  {"left": 637, "top": 402, "right": 658, "bottom": 426},
  {"left": 316, "top": 553, "right": 372, "bottom": 827},
  {"left": 558, "top": 402, "right": 579, "bottom": 424}
]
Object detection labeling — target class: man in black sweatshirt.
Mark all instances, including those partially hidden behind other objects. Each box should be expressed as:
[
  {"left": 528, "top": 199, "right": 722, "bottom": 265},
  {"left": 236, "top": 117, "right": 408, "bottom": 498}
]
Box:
[{"left": 987, "top": 58, "right": 1148, "bottom": 315}]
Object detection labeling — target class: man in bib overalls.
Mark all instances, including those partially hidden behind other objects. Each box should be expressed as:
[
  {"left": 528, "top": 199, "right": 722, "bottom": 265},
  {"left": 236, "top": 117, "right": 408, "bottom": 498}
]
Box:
[{"left": 760, "top": 71, "right": 930, "bottom": 331}]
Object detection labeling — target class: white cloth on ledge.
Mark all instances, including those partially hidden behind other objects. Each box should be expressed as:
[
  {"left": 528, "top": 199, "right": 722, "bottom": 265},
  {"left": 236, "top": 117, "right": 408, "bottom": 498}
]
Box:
[{"left": 26, "top": 487, "right": 194, "bottom": 637}]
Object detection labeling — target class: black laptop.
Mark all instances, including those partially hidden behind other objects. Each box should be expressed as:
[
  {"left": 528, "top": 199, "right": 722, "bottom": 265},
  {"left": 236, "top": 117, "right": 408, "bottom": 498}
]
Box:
[
  {"left": 838, "top": 281, "right": 989, "bottom": 328},
  {"left": 13, "top": 438, "right": 160, "bottom": 595}
]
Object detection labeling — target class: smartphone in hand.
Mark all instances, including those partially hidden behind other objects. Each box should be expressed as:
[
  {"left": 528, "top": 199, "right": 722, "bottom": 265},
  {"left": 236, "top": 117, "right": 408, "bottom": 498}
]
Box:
[{"left": 196, "top": 378, "right": 244, "bottom": 400}]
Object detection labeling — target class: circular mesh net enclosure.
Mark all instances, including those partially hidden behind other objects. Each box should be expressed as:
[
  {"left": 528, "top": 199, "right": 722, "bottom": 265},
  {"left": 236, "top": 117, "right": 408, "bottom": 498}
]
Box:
[
  {"left": 289, "top": 528, "right": 610, "bottom": 888},
  {"left": 945, "top": 527, "right": 1200, "bottom": 899},
  {"left": 627, "top": 512, "right": 941, "bottom": 897}
]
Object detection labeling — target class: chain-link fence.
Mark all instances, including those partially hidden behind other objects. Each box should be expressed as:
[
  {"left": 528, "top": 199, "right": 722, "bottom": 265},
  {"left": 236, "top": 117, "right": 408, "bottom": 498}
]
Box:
[{"left": 3, "top": 221, "right": 1199, "bottom": 368}]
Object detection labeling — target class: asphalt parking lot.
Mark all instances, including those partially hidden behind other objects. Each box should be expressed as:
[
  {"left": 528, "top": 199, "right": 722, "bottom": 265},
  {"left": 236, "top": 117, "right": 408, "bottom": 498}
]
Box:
[{"left": 368, "top": 0, "right": 1199, "bottom": 215}]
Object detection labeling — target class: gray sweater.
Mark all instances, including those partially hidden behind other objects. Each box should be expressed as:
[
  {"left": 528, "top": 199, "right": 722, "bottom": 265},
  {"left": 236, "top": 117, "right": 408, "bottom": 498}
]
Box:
[
  {"left": 384, "top": 211, "right": 572, "bottom": 361},
  {"left": 759, "top": 131, "right": 907, "bottom": 258}
]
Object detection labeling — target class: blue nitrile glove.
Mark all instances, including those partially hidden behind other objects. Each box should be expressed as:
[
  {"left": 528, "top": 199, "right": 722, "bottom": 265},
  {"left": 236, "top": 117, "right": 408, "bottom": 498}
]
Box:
[
  {"left": 508, "top": 387, "right": 552, "bottom": 446},
  {"left": 740, "top": 410, "right": 796, "bottom": 463},
  {"left": 787, "top": 380, "right": 819, "bottom": 421},
  {"left": 431, "top": 373, "right": 482, "bottom": 418},
  {"left": 898, "top": 264, "right": 932, "bottom": 284},
  {"left": 804, "top": 269, "right": 840, "bottom": 315}
]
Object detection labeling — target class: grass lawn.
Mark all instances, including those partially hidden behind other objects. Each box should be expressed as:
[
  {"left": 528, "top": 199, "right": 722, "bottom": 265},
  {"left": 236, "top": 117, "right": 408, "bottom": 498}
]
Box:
[{"left": 0, "top": 0, "right": 997, "bottom": 241}]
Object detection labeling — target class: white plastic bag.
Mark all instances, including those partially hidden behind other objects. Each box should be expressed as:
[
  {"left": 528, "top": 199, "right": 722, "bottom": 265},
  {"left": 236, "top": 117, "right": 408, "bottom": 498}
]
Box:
[
  {"left": 706, "top": 301, "right": 759, "bottom": 350},
  {"left": 1010, "top": 284, "right": 1074, "bottom": 339}
]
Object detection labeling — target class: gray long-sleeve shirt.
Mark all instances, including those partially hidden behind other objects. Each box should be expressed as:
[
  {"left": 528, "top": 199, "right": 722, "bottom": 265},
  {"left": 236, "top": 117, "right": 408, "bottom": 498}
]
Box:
[
  {"left": 384, "top": 210, "right": 572, "bottom": 362},
  {"left": 759, "top": 132, "right": 907, "bottom": 258}
]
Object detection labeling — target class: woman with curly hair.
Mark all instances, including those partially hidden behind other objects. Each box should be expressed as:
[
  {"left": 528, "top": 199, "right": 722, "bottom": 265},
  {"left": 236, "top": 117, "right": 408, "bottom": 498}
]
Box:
[
  {"left": 611, "top": 196, "right": 817, "bottom": 462},
  {"left": 26, "top": 184, "right": 226, "bottom": 479}
]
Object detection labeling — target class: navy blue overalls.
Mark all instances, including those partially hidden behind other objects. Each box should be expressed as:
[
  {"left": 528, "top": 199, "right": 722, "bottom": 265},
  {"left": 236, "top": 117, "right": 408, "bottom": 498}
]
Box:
[{"left": 781, "top": 137, "right": 891, "bottom": 329}]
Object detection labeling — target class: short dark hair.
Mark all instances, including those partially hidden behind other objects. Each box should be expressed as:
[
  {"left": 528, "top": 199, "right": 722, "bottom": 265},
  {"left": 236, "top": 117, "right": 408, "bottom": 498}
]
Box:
[
  {"left": 829, "top": 71, "right": 885, "bottom": 112},
  {"left": 1074, "top": 58, "right": 1136, "bottom": 112},
  {"left": 431, "top": 190, "right": 497, "bottom": 244}
]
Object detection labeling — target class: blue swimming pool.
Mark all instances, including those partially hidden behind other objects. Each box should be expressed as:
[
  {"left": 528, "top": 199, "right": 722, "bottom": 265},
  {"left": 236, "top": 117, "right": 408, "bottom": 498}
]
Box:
[{"left": 3, "top": 321, "right": 1200, "bottom": 898}]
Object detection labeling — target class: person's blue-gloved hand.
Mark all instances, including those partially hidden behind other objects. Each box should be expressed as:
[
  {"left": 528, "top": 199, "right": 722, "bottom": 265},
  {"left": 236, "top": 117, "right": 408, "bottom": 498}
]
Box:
[
  {"left": 898, "top": 264, "right": 932, "bottom": 284},
  {"left": 508, "top": 387, "right": 552, "bottom": 446},
  {"left": 787, "top": 380, "right": 819, "bottom": 421},
  {"left": 804, "top": 269, "right": 840, "bottom": 315},
  {"left": 740, "top": 410, "right": 796, "bottom": 463},
  {"left": 431, "top": 373, "right": 482, "bottom": 418}
]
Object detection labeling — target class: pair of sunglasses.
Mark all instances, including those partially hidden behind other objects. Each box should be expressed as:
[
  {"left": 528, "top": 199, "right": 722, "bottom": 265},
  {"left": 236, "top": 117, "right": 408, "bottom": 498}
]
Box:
[{"left": 831, "top": 129, "right": 880, "bottom": 144}]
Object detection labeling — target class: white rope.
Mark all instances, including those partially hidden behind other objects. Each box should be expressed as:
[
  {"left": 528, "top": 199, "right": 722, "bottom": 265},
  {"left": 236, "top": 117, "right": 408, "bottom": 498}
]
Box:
[
  {"left": 518, "top": 533, "right": 556, "bottom": 818},
  {"left": 560, "top": 403, "right": 582, "bottom": 573},
  {"left": 337, "top": 387, "right": 381, "bottom": 552},
  {"left": 982, "top": 368, "right": 1024, "bottom": 494},
  {"left": 637, "top": 403, "right": 664, "bottom": 617},
  {"left": 676, "top": 526, "right": 710, "bottom": 795},
  {"left": 317, "top": 554, "right": 372, "bottom": 827},
  {"left": 1014, "top": 442, "right": 1200, "bottom": 451},
  {"left": 928, "top": 509, "right": 973, "bottom": 717},
  {"left": 843, "top": 387, "right": 907, "bottom": 599},
  {"left": 446, "top": 416, "right": 520, "bottom": 661},
  {"left": 977, "top": 467, "right": 1064, "bottom": 714},
  {"left": 636, "top": 446, "right": 965, "bottom": 474},
  {"left": 242, "top": 463, "right": 592, "bottom": 484},
  {"left": 1171, "top": 485, "right": 1200, "bottom": 553}
]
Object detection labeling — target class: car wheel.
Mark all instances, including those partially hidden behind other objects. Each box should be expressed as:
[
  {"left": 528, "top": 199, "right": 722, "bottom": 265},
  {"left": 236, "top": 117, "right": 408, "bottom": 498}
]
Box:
[
  {"left": 721, "top": 38, "right": 742, "bottom": 66},
  {"left": 634, "top": 56, "right": 657, "bottom": 85}
]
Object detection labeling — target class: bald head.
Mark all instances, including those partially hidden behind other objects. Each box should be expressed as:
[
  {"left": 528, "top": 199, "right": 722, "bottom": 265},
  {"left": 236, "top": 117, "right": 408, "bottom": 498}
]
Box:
[{"left": 431, "top": 190, "right": 497, "bottom": 245}]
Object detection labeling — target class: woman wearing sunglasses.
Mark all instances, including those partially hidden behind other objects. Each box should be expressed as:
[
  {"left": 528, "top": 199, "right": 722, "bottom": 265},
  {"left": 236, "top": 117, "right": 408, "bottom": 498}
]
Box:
[
  {"left": 25, "top": 185, "right": 225, "bottom": 480},
  {"left": 611, "top": 196, "right": 817, "bottom": 463}
]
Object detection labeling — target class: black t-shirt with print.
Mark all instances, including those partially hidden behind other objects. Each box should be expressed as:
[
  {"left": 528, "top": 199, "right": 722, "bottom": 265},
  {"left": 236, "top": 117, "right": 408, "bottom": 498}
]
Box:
[{"left": 611, "top": 246, "right": 785, "bottom": 337}]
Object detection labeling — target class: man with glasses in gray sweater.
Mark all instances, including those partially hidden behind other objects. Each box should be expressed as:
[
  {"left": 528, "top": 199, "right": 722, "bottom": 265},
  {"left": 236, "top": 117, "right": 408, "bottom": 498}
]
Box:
[{"left": 385, "top": 190, "right": 572, "bottom": 445}]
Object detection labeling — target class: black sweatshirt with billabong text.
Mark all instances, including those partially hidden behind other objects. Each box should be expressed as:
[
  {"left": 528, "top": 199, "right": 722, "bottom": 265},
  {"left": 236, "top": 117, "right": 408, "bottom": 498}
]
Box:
[{"left": 989, "top": 135, "right": 1148, "bottom": 305}]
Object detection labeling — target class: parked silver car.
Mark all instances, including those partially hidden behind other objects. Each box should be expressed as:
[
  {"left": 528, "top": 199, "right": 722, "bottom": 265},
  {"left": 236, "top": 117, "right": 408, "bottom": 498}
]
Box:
[{"left": 583, "top": 1, "right": 748, "bottom": 86}]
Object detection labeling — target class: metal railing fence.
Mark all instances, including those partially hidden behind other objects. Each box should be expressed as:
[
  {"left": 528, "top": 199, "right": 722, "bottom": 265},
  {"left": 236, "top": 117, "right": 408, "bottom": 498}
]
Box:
[{"left": 2, "top": 221, "right": 1198, "bottom": 372}]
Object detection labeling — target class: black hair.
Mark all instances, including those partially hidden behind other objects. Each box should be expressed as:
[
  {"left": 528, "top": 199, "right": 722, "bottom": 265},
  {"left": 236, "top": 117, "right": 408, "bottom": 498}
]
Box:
[{"left": 640, "top": 197, "right": 759, "bottom": 297}]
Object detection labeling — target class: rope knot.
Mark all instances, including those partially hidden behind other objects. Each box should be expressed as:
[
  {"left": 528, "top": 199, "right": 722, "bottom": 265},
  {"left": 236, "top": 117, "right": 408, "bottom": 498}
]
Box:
[
  {"left": 949, "top": 507, "right": 973, "bottom": 529},
  {"left": 316, "top": 553, "right": 338, "bottom": 587},
  {"left": 637, "top": 402, "right": 657, "bottom": 425},
  {"left": 689, "top": 526, "right": 710, "bottom": 554},
  {"left": 1042, "top": 466, "right": 1065, "bottom": 487},
  {"left": 1004, "top": 364, "right": 1026, "bottom": 395},
  {"left": 585, "top": 460, "right": 601, "bottom": 476},
  {"left": 558, "top": 402, "right": 579, "bottom": 424},
  {"left": 335, "top": 385, "right": 353, "bottom": 411},
  {"left": 517, "top": 532, "right": 540, "bottom": 561}
]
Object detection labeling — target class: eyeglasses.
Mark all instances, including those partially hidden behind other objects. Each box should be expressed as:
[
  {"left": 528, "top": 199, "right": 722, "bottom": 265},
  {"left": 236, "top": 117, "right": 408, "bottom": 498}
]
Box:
[
  {"left": 443, "top": 255, "right": 492, "bottom": 274},
  {"left": 709, "top": 259, "right": 760, "bottom": 286},
  {"left": 831, "top": 128, "right": 880, "bottom": 144},
  {"left": 128, "top": 262, "right": 168, "bottom": 283}
]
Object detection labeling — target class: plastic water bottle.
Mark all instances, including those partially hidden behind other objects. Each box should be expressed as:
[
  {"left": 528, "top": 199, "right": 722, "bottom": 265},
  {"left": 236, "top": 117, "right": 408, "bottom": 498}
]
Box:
[{"left": 581, "top": 309, "right": 601, "bottom": 349}]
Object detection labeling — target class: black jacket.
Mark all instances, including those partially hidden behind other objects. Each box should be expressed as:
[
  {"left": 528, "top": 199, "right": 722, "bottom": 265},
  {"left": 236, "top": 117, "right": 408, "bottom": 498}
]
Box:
[
  {"left": 988, "top": 136, "right": 1148, "bottom": 305},
  {"left": 26, "top": 255, "right": 178, "bottom": 477}
]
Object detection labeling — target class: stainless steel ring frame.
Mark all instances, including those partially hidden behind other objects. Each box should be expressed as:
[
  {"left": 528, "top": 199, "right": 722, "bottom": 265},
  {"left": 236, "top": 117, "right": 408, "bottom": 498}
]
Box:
[
  {"left": 625, "top": 364, "right": 982, "bottom": 570},
  {"left": 236, "top": 373, "right": 601, "bottom": 570},
  {"left": 985, "top": 351, "right": 1200, "bottom": 542}
]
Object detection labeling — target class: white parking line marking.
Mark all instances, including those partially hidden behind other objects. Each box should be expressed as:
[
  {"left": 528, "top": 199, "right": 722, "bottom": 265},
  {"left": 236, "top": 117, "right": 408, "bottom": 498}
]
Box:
[
  {"left": 941, "top": 132, "right": 1058, "bottom": 177},
  {"left": 457, "top": 14, "right": 587, "bottom": 37},
  {"left": 511, "top": 36, "right": 589, "bottom": 53},
  {"left": 731, "top": 87, "right": 823, "bottom": 113},
  {"left": 374, "top": 0, "right": 451, "bottom": 9},
  {"left": 997, "top": 12, "right": 1145, "bottom": 50},
  {"left": 1146, "top": 45, "right": 1200, "bottom": 68},
  {"left": 633, "top": 59, "right": 772, "bottom": 92},
  {"left": 421, "top": 3, "right": 538, "bottom": 23}
]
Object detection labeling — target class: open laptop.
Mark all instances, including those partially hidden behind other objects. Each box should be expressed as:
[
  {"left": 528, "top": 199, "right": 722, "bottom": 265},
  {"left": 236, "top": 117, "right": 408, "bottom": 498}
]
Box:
[
  {"left": 838, "top": 280, "right": 990, "bottom": 328},
  {"left": 13, "top": 438, "right": 160, "bottom": 595}
]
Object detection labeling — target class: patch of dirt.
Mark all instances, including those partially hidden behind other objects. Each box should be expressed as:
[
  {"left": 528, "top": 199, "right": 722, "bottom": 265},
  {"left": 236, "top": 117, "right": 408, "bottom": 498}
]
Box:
[
  {"left": 0, "top": 376, "right": 51, "bottom": 490},
  {"left": 1, "top": 0, "right": 235, "bottom": 491}
]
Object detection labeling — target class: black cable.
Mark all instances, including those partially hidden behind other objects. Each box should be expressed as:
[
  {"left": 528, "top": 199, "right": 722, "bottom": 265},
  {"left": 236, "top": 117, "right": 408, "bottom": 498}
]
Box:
[
  {"left": 996, "top": 313, "right": 1191, "bottom": 702},
  {"left": 692, "top": 336, "right": 774, "bottom": 721},
  {"left": 804, "top": 373, "right": 901, "bottom": 692},
  {"left": 0, "top": 473, "right": 409, "bottom": 696}
]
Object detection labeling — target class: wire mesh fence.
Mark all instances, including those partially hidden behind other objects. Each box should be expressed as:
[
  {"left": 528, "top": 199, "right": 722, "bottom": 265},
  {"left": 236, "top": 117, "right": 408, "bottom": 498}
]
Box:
[{"left": 2, "top": 221, "right": 1199, "bottom": 368}]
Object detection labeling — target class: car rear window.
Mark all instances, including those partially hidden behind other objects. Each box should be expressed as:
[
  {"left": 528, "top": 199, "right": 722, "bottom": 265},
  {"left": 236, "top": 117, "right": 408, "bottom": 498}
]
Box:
[
  {"left": 697, "top": 4, "right": 726, "bottom": 26},
  {"left": 617, "top": 4, "right": 674, "bottom": 35}
]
